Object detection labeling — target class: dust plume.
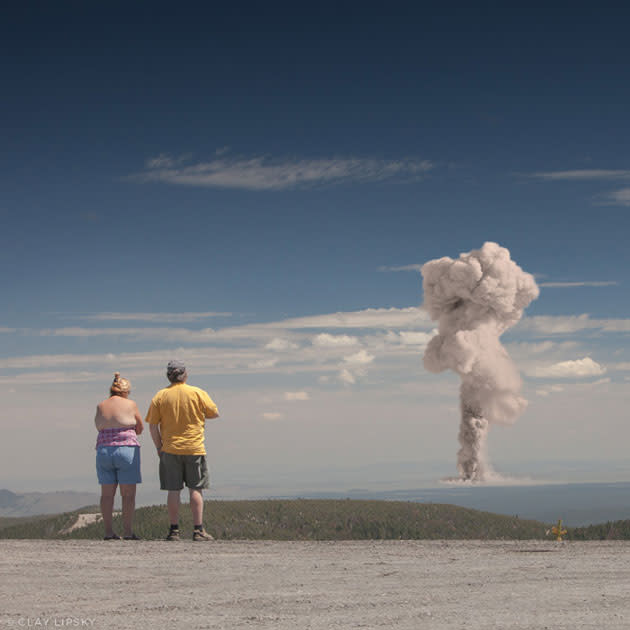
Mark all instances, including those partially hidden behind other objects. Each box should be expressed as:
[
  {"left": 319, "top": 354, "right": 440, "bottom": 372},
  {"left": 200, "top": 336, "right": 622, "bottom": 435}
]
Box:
[{"left": 421, "top": 242, "right": 539, "bottom": 481}]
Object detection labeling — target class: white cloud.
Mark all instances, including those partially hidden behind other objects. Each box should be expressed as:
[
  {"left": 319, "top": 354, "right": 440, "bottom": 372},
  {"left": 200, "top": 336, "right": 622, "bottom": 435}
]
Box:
[
  {"left": 532, "top": 357, "right": 606, "bottom": 379},
  {"left": 518, "top": 314, "right": 630, "bottom": 335},
  {"left": 335, "top": 349, "right": 376, "bottom": 386},
  {"left": 519, "top": 315, "right": 593, "bottom": 334},
  {"left": 0, "top": 306, "right": 431, "bottom": 386},
  {"left": 265, "top": 338, "right": 298, "bottom": 351},
  {"left": 338, "top": 368, "right": 356, "bottom": 385},
  {"left": 528, "top": 169, "right": 630, "bottom": 180},
  {"left": 539, "top": 281, "right": 618, "bottom": 288},
  {"left": 145, "top": 153, "right": 191, "bottom": 169},
  {"left": 508, "top": 341, "right": 557, "bottom": 355},
  {"left": 132, "top": 154, "right": 433, "bottom": 191},
  {"left": 312, "top": 333, "right": 359, "bottom": 347},
  {"left": 23, "top": 307, "right": 431, "bottom": 350},
  {"left": 262, "top": 412, "right": 284, "bottom": 421},
  {"left": 386, "top": 331, "right": 434, "bottom": 346},
  {"left": 378, "top": 264, "right": 423, "bottom": 273},
  {"left": 4, "top": 303, "right": 624, "bottom": 393},
  {"left": 0, "top": 352, "right": 118, "bottom": 370},
  {"left": 536, "top": 384, "right": 565, "bottom": 397},
  {"left": 37, "top": 327, "right": 216, "bottom": 342},
  {"left": 539, "top": 378, "right": 612, "bottom": 393},
  {"left": 0, "top": 371, "right": 100, "bottom": 385},
  {"left": 343, "top": 350, "right": 375, "bottom": 366},
  {"left": 247, "top": 358, "right": 279, "bottom": 370},
  {"left": 526, "top": 169, "right": 630, "bottom": 207},
  {"left": 284, "top": 391, "right": 310, "bottom": 401},
  {"left": 282, "top": 307, "right": 430, "bottom": 330},
  {"left": 584, "top": 377, "right": 611, "bottom": 386},
  {"left": 604, "top": 188, "right": 630, "bottom": 206},
  {"left": 600, "top": 321, "right": 629, "bottom": 333},
  {"left": 205, "top": 307, "right": 431, "bottom": 346},
  {"left": 77, "top": 312, "right": 230, "bottom": 323}
]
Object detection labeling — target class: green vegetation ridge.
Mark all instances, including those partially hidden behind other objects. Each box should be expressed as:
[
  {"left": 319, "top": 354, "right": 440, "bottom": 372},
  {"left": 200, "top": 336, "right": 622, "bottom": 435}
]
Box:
[
  {"left": 2, "top": 499, "right": 630, "bottom": 541},
  {"left": 0, "top": 499, "right": 544, "bottom": 540}
]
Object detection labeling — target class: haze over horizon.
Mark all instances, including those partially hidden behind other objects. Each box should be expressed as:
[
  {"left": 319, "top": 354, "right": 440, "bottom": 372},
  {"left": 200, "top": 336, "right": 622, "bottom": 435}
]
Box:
[{"left": 1, "top": 3, "right": 629, "bottom": 495}]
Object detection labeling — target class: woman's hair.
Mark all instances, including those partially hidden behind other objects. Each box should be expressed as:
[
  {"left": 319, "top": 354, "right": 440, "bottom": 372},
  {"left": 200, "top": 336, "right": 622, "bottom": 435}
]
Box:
[{"left": 110, "top": 372, "right": 131, "bottom": 396}]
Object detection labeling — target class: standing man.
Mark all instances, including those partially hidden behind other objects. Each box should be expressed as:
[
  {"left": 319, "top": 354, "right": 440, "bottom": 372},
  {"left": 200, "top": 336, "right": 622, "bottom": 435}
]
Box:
[{"left": 146, "top": 360, "right": 219, "bottom": 541}]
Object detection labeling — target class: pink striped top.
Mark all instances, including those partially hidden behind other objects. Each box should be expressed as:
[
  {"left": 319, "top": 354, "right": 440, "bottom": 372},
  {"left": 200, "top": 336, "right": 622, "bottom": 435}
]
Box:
[{"left": 96, "top": 427, "right": 140, "bottom": 448}]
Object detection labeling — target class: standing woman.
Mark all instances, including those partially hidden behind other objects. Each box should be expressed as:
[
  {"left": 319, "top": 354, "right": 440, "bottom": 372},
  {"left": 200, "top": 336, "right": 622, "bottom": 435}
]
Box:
[{"left": 94, "top": 373, "right": 143, "bottom": 540}]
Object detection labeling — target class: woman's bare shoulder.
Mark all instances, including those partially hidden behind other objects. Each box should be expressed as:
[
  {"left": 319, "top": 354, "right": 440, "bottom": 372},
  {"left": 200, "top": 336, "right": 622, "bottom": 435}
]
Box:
[
  {"left": 98, "top": 396, "right": 131, "bottom": 410},
  {"left": 119, "top": 397, "right": 140, "bottom": 411}
]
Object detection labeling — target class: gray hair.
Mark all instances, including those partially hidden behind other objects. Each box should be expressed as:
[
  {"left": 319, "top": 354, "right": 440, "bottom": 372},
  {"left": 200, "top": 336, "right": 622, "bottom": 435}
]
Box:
[{"left": 167, "top": 359, "right": 187, "bottom": 383}]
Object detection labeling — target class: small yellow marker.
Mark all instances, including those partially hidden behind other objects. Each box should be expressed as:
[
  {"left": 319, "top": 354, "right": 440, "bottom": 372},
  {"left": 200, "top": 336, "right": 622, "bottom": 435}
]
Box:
[{"left": 551, "top": 518, "right": 567, "bottom": 541}]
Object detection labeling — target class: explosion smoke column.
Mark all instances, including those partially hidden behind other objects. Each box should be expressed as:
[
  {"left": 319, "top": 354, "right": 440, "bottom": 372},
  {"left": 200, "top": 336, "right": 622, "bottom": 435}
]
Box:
[{"left": 421, "top": 242, "right": 539, "bottom": 481}]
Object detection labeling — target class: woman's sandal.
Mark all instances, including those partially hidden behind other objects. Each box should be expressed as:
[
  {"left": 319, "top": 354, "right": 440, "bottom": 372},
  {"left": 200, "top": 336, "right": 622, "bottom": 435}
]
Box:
[
  {"left": 123, "top": 534, "right": 141, "bottom": 540},
  {"left": 103, "top": 534, "right": 121, "bottom": 540}
]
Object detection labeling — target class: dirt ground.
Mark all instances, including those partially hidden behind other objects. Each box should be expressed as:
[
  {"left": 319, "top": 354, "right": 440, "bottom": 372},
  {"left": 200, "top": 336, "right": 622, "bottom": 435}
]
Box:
[{"left": 1, "top": 539, "right": 628, "bottom": 629}]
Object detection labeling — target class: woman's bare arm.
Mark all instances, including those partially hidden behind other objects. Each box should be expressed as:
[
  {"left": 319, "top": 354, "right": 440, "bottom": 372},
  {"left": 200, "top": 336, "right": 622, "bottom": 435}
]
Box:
[
  {"left": 132, "top": 401, "right": 144, "bottom": 435},
  {"left": 94, "top": 404, "right": 105, "bottom": 431}
]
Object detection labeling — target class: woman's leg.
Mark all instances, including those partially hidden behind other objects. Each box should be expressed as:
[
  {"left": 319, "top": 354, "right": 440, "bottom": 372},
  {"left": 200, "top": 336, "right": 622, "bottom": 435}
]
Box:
[
  {"left": 100, "top": 483, "right": 118, "bottom": 537},
  {"left": 119, "top": 484, "right": 136, "bottom": 537}
]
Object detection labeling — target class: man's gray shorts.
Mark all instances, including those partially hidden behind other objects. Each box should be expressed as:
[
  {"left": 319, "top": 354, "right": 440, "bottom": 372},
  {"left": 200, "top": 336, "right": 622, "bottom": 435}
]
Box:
[{"left": 159, "top": 452, "right": 210, "bottom": 491}]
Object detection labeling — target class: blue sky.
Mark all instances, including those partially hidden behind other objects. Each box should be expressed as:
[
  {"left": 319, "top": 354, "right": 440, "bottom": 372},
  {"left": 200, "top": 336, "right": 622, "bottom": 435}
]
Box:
[{"left": 1, "top": 3, "right": 629, "bottom": 495}]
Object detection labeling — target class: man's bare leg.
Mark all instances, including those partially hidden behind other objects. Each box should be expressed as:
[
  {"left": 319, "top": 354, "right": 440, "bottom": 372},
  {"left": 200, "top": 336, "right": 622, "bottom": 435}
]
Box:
[{"left": 189, "top": 488, "right": 203, "bottom": 525}]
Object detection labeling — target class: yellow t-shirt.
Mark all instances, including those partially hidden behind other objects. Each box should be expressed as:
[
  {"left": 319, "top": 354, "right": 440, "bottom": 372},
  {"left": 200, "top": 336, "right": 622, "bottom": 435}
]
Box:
[{"left": 145, "top": 383, "right": 219, "bottom": 455}]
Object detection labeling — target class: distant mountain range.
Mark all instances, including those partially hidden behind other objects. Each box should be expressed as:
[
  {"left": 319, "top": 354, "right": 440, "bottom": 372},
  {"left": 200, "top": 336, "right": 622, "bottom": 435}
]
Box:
[
  {"left": 3, "top": 481, "right": 630, "bottom": 525},
  {"left": 0, "top": 489, "right": 98, "bottom": 517},
  {"left": 296, "top": 482, "right": 630, "bottom": 527}
]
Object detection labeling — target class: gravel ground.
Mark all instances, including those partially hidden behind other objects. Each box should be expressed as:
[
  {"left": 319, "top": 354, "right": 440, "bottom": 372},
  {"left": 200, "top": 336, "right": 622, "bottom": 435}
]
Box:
[{"left": 1, "top": 539, "right": 629, "bottom": 629}]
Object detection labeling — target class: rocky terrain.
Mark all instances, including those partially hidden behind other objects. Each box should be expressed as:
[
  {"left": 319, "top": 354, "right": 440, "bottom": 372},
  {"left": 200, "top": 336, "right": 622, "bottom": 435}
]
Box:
[{"left": 1, "top": 539, "right": 628, "bottom": 629}]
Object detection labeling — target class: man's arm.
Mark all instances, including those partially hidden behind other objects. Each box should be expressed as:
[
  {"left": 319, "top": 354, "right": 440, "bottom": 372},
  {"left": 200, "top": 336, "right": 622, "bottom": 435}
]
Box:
[
  {"left": 206, "top": 405, "right": 219, "bottom": 419},
  {"left": 149, "top": 424, "right": 163, "bottom": 454},
  {"left": 203, "top": 392, "right": 219, "bottom": 419}
]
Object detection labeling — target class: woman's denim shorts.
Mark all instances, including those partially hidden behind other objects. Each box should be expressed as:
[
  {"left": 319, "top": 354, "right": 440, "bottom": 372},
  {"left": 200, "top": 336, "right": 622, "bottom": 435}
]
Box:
[{"left": 96, "top": 446, "right": 141, "bottom": 485}]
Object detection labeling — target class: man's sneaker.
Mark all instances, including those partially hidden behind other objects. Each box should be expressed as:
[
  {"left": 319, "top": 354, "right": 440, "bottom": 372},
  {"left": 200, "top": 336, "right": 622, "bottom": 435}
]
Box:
[
  {"left": 192, "top": 528, "right": 214, "bottom": 541},
  {"left": 165, "top": 528, "right": 180, "bottom": 541}
]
